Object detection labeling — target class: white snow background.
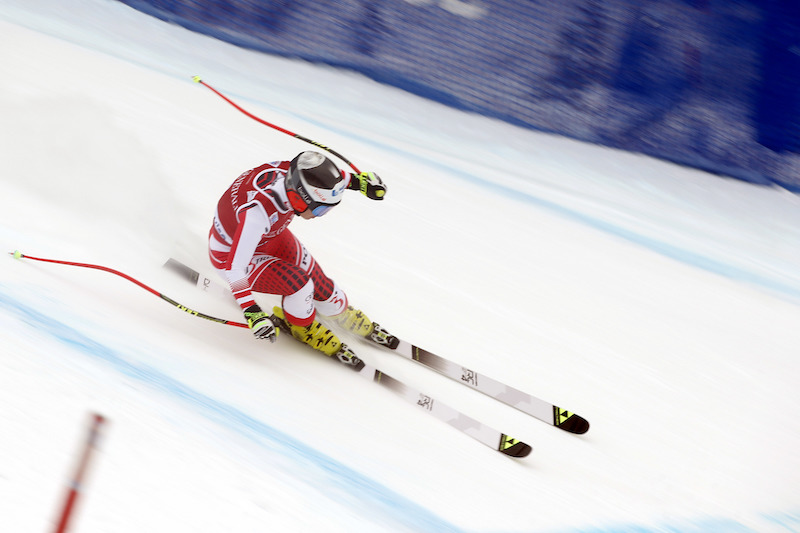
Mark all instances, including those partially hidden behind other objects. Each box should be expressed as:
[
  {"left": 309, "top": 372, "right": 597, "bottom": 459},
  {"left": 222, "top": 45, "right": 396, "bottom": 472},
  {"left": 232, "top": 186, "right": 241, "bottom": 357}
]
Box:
[{"left": 1, "top": 1, "right": 799, "bottom": 532}]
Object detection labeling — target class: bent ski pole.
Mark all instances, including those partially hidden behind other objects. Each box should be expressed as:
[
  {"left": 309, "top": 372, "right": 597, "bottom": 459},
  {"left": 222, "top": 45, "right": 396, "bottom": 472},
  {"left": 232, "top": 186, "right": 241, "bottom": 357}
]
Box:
[
  {"left": 10, "top": 251, "right": 248, "bottom": 329},
  {"left": 191, "top": 76, "right": 362, "bottom": 173}
]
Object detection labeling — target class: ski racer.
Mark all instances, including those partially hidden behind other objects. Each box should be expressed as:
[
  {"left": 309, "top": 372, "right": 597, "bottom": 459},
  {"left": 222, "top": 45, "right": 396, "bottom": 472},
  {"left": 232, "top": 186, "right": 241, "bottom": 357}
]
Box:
[{"left": 208, "top": 151, "right": 386, "bottom": 366}]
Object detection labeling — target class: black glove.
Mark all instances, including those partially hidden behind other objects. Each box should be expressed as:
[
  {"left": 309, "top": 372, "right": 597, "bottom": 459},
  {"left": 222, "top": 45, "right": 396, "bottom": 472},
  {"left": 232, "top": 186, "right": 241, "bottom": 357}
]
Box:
[
  {"left": 243, "top": 304, "right": 278, "bottom": 342},
  {"left": 348, "top": 171, "right": 386, "bottom": 200}
]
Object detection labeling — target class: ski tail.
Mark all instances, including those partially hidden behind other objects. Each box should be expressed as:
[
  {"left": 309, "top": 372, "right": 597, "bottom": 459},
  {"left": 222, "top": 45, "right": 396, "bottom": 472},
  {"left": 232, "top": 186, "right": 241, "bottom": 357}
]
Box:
[
  {"left": 499, "top": 435, "right": 533, "bottom": 458},
  {"left": 554, "top": 407, "right": 590, "bottom": 434}
]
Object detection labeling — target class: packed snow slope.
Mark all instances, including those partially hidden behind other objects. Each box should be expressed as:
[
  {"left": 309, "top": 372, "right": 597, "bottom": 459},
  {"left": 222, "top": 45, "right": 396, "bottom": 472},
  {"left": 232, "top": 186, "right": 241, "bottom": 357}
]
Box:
[{"left": 1, "top": 2, "right": 799, "bottom": 532}]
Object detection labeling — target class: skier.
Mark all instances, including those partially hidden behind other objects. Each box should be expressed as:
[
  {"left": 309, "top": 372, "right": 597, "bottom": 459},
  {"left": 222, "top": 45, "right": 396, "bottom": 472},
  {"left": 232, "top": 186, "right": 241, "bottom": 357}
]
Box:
[{"left": 208, "top": 151, "right": 387, "bottom": 366}]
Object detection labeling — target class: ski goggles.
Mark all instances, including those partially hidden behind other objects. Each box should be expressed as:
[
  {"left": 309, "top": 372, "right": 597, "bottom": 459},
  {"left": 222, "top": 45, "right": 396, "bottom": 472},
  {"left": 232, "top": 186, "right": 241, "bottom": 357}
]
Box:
[
  {"left": 287, "top": 189, "right": 336, "bottom": 217},
  {"left": 310, "top": 204, "right": 334, "bottom": 216}
]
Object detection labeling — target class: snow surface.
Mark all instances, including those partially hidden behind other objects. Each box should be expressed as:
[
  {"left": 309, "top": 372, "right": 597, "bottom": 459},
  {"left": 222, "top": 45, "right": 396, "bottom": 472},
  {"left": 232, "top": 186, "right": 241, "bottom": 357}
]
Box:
[{"left": 1, "top": 1, "right": 799, "bottom": 532}]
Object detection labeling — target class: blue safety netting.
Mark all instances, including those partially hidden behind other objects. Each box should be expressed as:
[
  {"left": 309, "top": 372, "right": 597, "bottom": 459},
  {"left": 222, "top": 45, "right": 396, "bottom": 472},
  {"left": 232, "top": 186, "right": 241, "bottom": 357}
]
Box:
[{"left": 117, "top": 0, "right": 800, "bottom": 192}]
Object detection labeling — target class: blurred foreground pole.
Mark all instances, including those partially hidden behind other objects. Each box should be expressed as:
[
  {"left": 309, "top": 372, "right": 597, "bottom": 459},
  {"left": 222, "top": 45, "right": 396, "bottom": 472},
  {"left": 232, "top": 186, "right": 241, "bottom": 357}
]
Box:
[{"left": 53, "top": 413, "right": 107, "bottom": 533}]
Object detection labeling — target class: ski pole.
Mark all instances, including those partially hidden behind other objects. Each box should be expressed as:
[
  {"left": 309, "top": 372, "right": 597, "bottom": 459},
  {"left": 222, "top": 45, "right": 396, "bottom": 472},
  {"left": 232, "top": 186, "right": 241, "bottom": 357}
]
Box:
[
  {"left": 10, "top": 251, "right": 248, "bottom": 329},
  {"left": 191, "top": 76, "right": 362, "bottom": 173}
]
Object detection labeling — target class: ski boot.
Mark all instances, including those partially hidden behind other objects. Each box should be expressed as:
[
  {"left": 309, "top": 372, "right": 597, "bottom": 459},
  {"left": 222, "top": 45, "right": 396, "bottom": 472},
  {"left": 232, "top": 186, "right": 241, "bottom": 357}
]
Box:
[
  {"left": 272, "top": 307, "right": 364, "bottom": 370},
  {"left": 333, "top": 306, "right": 374, "bottom": 337},
  {"left": 335, "top": 306, "right": 399, "bottom": 349}
]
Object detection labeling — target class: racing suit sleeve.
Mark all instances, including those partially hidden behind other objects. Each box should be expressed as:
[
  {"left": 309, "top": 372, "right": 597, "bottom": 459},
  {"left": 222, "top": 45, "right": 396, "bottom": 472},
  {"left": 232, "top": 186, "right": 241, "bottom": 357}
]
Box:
[{"left": 223, "top": 202, "right": 270, "bottom": 310}]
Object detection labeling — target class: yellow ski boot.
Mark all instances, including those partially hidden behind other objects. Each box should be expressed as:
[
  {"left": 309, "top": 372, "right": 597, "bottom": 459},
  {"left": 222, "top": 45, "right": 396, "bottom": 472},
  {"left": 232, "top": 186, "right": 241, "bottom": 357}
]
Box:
[
  {"left": 334, "top": 306, "right": 375, "bottom": 337},
  {"left": 334, "top": 306, "right": 399, "bottom": 349},
  {"left": 273, "top": 307, "right": 364, "bottom": 369}
]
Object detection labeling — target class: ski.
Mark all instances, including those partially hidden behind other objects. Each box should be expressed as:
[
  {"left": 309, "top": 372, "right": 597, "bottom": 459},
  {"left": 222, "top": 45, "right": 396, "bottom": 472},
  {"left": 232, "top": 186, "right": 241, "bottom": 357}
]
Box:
[
  {"left": 164, "top": 258, "right": 588, "bottom": 434},
  {"left": 353, "top": 361, "right": 531, "bottom": 457},
  {"left": 368, "top": 327, "right": 590, "bottom": 434},
  {"left": 163, "top": 259, "right": 531, "bottom": 457}
]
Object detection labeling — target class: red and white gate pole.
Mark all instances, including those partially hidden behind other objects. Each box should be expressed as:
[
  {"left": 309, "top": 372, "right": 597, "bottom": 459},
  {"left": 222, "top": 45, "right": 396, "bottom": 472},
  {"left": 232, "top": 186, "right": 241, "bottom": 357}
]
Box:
[{"left": 53, "top": 413, "right": 107, "bottom": 533}]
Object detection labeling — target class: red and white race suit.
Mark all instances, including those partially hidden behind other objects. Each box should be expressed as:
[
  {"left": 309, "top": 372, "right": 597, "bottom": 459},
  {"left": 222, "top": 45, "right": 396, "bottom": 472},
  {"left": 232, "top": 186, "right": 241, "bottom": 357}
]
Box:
[{"left": 208, "top": 161, "right": 348, "bottom": 326}]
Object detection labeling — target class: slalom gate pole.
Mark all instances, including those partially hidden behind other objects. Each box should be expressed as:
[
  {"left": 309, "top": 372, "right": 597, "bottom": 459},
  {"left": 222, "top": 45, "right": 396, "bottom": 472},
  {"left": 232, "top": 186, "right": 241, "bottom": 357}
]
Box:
[
  {"left": 53, "top": 413, "right": 106, "bottom": 533},
  {"left": 9, "top": 251, "right": 248, "bottom": 329},
  {"left": 191, "top": 76, "right": 362, "bottom": 173}
]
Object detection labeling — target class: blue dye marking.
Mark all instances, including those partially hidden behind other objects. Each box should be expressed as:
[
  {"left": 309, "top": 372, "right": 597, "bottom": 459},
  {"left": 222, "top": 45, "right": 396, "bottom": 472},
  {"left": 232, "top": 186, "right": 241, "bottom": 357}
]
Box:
[
  {"left": 453, "top": 165, "right": 800, "bottom": 305},
  {"left": 425, "top": 159, "right": 799, "bottom": 304},
  {"left": 0, "top": 289, "right": 463, "bottom": 533},
  {"left": 301, "top": 115, "right": 800, "bottom": 305},
  {"left": 4, "top": 289, "right": 797, "bottom": 533},
  {"left": 761, "top": 510, "right": 800, "bottom": 531}
]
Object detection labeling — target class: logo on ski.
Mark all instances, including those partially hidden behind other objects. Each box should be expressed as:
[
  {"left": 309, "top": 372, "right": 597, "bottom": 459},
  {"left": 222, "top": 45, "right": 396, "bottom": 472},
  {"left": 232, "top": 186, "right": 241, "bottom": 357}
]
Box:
[
  {"left": 555, "top": 408, "right": 573, "bottom": 425},
  {"left": 417, "top": 394, "right": 434, "bottom": 411},
  {"left": 460, "top": 367, "right": 478, "bottom": 386}
]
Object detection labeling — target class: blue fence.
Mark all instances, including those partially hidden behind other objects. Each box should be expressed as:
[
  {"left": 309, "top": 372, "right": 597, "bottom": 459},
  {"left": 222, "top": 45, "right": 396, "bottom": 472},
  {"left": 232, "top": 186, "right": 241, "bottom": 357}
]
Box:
[{"left": 117, "top": 0, "right": 800, "bottom": 192}]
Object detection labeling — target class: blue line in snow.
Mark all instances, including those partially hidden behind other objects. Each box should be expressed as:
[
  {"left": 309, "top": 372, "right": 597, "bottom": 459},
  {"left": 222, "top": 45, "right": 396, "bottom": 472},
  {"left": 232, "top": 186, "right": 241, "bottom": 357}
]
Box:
[
  {"left": 5, "top": 288, "right": 798, "bottom": 533},
  {"left": 445, "top": 160, "right": 800, "bottom": 305},
  {"left": 312, "top": 119, "right": 800, "bottom": 306},
  {"left": 0, "top": 289, "right": 463, "bottom": 533},
  {"left": 485, "top": 176, "right": 800, "bottom": 302}
]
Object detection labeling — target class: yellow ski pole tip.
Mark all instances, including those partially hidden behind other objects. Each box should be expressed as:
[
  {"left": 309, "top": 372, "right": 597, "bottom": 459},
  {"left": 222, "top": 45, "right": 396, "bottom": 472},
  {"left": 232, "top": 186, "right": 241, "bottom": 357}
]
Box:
[
  {"left": 11, "top": 250, "right": 23, "bottom": 259},
  {"left": 192, "top": 75, "right": 202, "bottom": 83}
]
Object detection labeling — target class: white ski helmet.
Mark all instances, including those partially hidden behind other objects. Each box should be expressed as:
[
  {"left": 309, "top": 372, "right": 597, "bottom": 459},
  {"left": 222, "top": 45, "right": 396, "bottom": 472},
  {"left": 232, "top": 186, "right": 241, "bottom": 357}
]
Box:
[{"left": 285, "top": 151, "right": 346, "bottom": 216}]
